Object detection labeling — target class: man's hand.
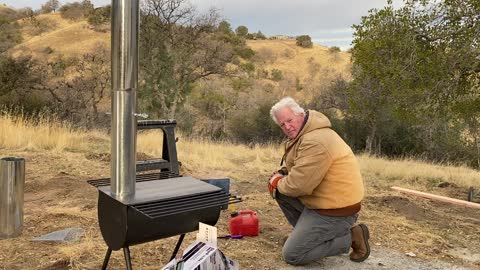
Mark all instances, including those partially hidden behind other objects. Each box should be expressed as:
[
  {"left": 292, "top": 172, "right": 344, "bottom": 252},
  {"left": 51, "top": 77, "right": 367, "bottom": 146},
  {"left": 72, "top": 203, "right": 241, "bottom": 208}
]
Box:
[{"left": 268, "top": 172, "right": 283, "bottom": 199}]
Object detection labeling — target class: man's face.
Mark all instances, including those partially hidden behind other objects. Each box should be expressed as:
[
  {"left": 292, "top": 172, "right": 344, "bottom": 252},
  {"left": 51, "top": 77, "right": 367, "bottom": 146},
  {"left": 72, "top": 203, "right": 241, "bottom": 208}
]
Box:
[{"left": 275, "top": 107, "right": 305, "bottom": 139}]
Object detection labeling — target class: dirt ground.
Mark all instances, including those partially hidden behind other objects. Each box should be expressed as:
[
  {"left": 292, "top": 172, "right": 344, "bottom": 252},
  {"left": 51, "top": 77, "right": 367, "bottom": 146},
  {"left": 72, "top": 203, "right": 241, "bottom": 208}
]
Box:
[{"left": 1, "top": 149, "right": 480, "bottom": 269}]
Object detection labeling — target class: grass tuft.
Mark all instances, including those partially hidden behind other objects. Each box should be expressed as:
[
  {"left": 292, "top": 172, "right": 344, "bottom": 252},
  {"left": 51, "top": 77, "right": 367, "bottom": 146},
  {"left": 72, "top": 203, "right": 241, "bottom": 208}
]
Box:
[{"left": 0, "top": 110, "right": 87, "bottom": 152}]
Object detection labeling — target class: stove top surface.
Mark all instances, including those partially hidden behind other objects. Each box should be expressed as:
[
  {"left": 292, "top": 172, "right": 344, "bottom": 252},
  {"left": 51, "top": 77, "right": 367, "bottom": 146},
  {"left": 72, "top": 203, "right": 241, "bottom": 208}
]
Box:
[{"left": 98, "top": 176, "right": 221, "bottom": 205}]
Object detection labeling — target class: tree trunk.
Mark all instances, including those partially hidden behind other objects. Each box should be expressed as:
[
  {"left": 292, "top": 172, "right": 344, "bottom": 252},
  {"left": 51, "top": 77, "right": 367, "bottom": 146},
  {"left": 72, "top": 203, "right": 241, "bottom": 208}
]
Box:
[
  {"left": 475, "top": 135, "right": 479, "bottom": 169},
  {"left": 365, "top": 124, "right": 377, "bottom": 154},
  {"left": 376, "top": 137, "right": 382, "bottom": 156}
]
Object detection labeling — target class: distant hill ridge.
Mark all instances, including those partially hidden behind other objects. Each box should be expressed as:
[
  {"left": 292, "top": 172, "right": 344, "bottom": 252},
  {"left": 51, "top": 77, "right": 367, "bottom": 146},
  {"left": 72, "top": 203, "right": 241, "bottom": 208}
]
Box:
[
  {"left": 0, "top": 4, "right": 18, "bottom": 19},
  {"left": 8, "top": 12, "right": 351, "bottom": 83}
]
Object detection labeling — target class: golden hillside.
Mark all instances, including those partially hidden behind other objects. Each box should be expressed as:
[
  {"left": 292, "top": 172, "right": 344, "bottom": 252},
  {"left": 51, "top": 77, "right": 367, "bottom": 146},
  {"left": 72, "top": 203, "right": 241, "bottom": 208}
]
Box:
[
  {"left": 0, "top": 4, "right": 15, "bottom": 14},
  {"left": 9, "top": 13, "right": 350, "bottom": 83},
  {"left": 245, "top": 39, "right": 351, "bottom": 103},
  {"left": 247, "top": 39, "right": 351, "bottom": 82},
  {"left": 9, "top": 13, "right": 109, "bottom": 60}
]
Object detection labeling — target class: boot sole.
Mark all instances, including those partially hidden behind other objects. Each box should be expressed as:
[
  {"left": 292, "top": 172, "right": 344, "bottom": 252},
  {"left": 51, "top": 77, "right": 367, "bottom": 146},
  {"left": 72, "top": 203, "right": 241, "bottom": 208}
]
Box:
[{"left": 350, "top": 223, "right": 370, "bottom": 262}]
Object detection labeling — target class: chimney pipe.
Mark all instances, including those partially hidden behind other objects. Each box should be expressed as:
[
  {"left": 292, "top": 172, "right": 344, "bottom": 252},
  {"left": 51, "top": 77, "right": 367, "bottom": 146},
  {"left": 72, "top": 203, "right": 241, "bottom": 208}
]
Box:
[{"left": 110, "top": 0, "right": 139, "bottom": 200}]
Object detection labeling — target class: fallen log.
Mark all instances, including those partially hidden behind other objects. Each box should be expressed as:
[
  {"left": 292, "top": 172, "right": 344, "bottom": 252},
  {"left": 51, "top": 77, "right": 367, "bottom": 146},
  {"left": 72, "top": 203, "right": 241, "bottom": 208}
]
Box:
[{"left": 391, "top": 186, "right": 480, "bottom": 209}]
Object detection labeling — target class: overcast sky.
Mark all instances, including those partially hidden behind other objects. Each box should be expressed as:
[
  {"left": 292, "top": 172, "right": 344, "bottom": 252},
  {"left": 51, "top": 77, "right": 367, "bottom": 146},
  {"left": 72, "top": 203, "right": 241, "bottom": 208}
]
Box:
[{"left": 2, "top": 0, "right": 402, "bottom": 50}]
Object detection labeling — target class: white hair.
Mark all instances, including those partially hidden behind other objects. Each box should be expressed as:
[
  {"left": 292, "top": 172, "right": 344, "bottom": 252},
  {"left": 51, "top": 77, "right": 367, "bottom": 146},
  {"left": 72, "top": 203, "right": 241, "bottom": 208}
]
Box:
[{"left": 270, "top": 97, "right": 305, "bottom": 125}]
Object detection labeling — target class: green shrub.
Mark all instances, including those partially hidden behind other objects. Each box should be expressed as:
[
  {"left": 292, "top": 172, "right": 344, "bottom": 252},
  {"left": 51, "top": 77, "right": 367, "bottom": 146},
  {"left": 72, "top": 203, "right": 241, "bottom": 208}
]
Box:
[
  {"left": 59, "top": 2, "right": 85, "bottom": 20},
  {"left": 247, "top": 31, "right": 266, "bottom": 40},
  {"left": 40, "top": 0, "right": 59, "bottom": 14},
  {"left": 235, "top": 25, "right": 248, "bottom": 37},
  {"left": 0, "top": 20, "right": 22, "bottom": 51},
  {"left": 231, "top": 78, "right": 251, "bottom": 91},
  {"left": 218, "top": 21, "right": 233, "bottom": 35},
  {"left": 237, "top": 47, "right": 255, "bottom": 59},
  {"left": 227, "top": 100, "right": 283, "bottom": 144},
  {"left": 49, "top": 56, "right": 78, "bottom": 76},
  {"left": 295, "top": 77, "right": 303, "bottom": 91},
  {"left": 240, "top": 62, "right": 255, "bottom": 74},
  {"left": 296, "top": 35, "right": 313, "bottom": 48},
  {"left": 43, "top": 46, "right": 54, "bottom": 54},
  {"left": 271, "top": 69, "right": 283, "bottom": 81},
  {"left": 255, "top": 31, "right": 266, "bottom": 40},
  {"left": 0, "top": 55, "right": 49, "bottom": 112},
  {"left": 87, "top": 5, "right": 110, "bottom": 27},
  {"left": 329, "top": 46, "right": 341, "bottom": 53}
]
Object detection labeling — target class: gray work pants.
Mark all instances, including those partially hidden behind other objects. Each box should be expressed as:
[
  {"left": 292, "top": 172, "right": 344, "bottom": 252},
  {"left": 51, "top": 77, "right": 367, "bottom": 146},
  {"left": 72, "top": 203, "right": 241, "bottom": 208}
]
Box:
[{"left": 275, "top": 192, "right": 357, "bottom": 265}]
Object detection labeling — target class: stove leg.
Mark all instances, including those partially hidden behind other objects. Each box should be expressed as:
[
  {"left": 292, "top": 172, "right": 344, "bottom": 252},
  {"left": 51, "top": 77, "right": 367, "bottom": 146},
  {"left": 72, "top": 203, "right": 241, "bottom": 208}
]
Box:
[
  {"left": 170, "top": 233, "right": 186, "bottom": 261},
  {"left": 101, "top": 248, "right": 112, "bottom": 270},
  {"left": 124, "top": 246, "right": 133, "bottom": 270}
]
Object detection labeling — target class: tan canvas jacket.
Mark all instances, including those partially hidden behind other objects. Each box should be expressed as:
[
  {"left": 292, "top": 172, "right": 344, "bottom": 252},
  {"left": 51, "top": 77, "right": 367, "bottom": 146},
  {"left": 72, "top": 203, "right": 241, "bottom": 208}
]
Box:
[{"left": 276, "top": 110, "right": 364, "bottom": 210}]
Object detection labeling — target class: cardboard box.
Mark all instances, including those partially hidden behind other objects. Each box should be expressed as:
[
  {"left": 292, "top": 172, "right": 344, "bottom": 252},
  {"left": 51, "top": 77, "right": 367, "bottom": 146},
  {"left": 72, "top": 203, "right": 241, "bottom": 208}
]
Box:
[{"left": 161, "top": 241, "right": 239, "bottom": 270}]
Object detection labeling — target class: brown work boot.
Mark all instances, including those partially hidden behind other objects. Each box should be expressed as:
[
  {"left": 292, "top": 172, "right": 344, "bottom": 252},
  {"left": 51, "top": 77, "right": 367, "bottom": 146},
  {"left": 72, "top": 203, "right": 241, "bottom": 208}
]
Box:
[{"left": 349, "top": 223, "right": 370, "bottom": 262}]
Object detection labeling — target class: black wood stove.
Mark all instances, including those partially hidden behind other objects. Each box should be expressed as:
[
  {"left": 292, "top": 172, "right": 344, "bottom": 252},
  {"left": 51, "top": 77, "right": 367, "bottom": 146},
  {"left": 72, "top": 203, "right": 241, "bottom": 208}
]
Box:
[
  {"left": 88, "top": 120, "right": 239, "bottom": 269},
  {"left": 89, "top": 175, "right": 231, "bottom": 270}
]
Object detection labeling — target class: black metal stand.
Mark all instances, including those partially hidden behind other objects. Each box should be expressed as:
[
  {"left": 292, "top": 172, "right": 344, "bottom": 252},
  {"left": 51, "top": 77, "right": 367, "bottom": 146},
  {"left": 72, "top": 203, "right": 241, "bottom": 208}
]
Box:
[
  {"left": 170, "top": 234, "right": 186, "bottom": 261},
  {"left": 101, "top": 247, "right": 133, "bottom": 270},
  {"left": 101, "top": 248, "right": 112, "bottom": 270},
  {"left": 100, "top": 235, "right": 186, "bottom": 270},
  {"left": 136, "top": 120, "right": 179, "bottom": 174},
  {"left": 124, "top": 247, "right": 133, "bottom": 270}
]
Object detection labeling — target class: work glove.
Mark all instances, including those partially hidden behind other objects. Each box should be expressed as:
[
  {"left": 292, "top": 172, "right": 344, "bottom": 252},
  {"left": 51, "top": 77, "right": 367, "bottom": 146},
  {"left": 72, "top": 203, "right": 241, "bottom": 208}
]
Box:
[{"left": 268, "top": 172, "right": 283, "bottom": 199}]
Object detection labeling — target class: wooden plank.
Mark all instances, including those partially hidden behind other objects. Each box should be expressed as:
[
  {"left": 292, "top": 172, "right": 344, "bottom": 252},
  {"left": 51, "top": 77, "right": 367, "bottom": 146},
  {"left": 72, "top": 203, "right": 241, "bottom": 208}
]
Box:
[{"left": 391, "top": 186, "right": 480, "bottom": 209}]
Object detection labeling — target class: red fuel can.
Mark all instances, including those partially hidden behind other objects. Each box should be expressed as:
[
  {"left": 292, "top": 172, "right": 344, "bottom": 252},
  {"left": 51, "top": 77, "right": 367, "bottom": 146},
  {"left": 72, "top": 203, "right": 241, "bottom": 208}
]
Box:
[{"left": 229, "top": 210, "right": 259, "bottom": 236}]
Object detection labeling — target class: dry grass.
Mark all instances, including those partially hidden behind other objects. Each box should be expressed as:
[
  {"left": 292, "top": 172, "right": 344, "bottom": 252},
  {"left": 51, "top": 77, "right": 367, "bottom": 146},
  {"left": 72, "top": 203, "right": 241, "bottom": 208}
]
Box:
[
  {"left": 10, "top": 117, "right": 464, "bottom": 194},
  {"left": 137, "top": 129, "right": 480, "bottom": 191},
  {"left": 17, "top": 13, "right": 70, "bottom": 41},
  {"left": 177, "top": 137, "right": 281, "bottom": 178},
  {"left": 0, "top": 112, "right": 88, "bottom": 152},
  {"left": 3, "top": 111, "right": 478, "bottom": 190},
  {"left": 138, "top": 130, "right": 282, "bottom": 179},
  {"left": 137, "top": 130, "right": 165, "bottom": 155},
  {"left": 359, "top": 154, "right": 480, "bottom": 190}
]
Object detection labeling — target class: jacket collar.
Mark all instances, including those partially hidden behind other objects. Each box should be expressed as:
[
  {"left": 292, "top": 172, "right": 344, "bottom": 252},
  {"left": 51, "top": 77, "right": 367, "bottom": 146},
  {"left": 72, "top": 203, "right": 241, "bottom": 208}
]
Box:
[{"left": 280, "top": 110, "right": 331, "bottom": 166}]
